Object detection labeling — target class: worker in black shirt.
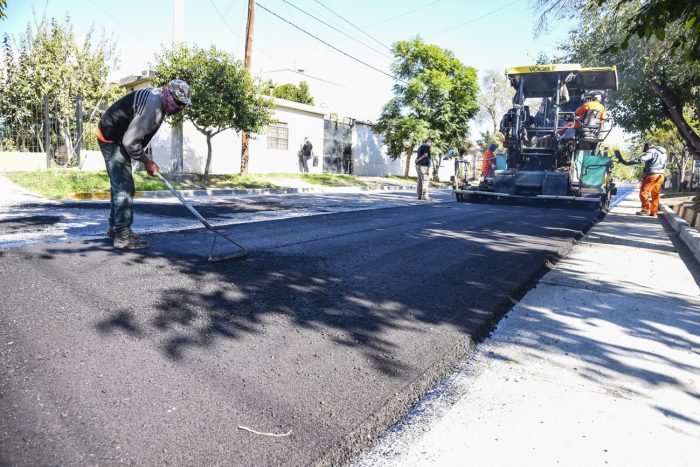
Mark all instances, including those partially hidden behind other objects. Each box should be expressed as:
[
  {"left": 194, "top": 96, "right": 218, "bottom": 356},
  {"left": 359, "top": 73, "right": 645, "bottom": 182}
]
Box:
[
  {"left": 415, "top": 137, "right": 433, "bottom": 200},
  {"left": 95, "top": 79, "right": 191, "bottom": 249}
]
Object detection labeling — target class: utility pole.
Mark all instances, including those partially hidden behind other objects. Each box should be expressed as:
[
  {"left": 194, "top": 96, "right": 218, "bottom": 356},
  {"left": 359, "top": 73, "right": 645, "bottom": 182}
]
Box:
[
  {"left": 171, "top": 0, "right": 185, "bottom": 174},
  {"left": 240, "top": 0, "right": 255, "bottom": 176}
]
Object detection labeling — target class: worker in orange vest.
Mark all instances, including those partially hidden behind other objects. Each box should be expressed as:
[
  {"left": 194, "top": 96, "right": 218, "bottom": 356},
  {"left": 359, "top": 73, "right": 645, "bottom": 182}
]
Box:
[{"left": 481, "top": 144, "right": 497, "bottom": 178}]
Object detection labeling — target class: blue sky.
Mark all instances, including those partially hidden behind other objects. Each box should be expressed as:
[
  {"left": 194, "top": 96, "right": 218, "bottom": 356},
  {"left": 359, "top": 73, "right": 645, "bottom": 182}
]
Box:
[{"left": 4, "top": 0, "right": 579, "bottom": 125}]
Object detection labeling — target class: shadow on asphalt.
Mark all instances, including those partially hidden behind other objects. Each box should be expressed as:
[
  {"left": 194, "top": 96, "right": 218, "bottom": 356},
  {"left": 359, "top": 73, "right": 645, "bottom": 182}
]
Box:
[
  {"left": 9, "top": 203, "right": 657, "bottom": 464},
  {"left": 34, "top": 205, "right": 595, "bottom": 378}
]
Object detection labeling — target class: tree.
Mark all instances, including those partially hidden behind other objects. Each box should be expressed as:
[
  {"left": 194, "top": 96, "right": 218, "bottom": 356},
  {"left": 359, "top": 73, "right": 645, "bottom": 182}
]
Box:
[
  {"left": 544, "top": 1, "right": 700, "bottom": 161},
  {"left": 476, "top": 68, "right": 514, "bottom": 134},
  {"left": 535, "top": 0, "right": 700, "bottom": 61},
  {"left": 153, "top": 45, "right": 274, "bottom": 177},
  {"left": 0, "top": 13, "right": 120, "bottom": 160},
  {"left": 476, "top": 130, "right": 505, "bottom": 153},
  {"left": 375, "top": 37, "right": 479, "bottom": 178},
  {"left": 0, "top": 0, "right": 7, "bottom": 20},
  {"left": 272, "top": 81, "right": 314, "bottom": 105}
]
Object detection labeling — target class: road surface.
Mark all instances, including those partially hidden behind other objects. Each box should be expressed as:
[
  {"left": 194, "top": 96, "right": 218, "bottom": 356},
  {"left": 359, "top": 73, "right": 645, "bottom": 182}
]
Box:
[{"left": 0, "top": 194, "right": 600, "bottom": 465}]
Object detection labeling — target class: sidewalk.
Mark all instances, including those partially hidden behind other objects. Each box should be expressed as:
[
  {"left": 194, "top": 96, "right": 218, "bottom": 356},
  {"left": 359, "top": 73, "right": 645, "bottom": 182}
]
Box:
[
  {"left": 0, "top": 173, "right": 52, "bottom": 207},
  {"left": 355, "top": 191, "right": 700, "bottom": 466}
]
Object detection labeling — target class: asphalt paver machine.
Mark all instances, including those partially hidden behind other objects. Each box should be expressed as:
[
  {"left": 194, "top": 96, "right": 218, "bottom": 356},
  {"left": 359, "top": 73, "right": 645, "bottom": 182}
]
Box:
[{"left": 454, "top": 64, "right": 619, "bottom": 210}]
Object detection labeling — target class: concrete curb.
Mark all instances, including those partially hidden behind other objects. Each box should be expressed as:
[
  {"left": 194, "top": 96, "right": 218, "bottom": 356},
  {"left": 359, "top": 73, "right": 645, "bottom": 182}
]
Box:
[
  {"left": 67, "top": 184, "right": 431, "bottom": 200},
  {"left": 663, "top": 204, "right": 700, "bottom": 263}
]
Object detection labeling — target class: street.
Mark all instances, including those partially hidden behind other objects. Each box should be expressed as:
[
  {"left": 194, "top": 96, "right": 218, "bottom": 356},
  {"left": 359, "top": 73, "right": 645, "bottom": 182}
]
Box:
[{"left": 0, "top": 192, "right": 600, "bottom": 465}]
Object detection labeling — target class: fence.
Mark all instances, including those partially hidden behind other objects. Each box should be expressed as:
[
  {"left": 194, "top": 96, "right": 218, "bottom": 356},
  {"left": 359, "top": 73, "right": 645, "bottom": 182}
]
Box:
[{"left": 0, "top": 93, "right": 108, "bottom": 169}]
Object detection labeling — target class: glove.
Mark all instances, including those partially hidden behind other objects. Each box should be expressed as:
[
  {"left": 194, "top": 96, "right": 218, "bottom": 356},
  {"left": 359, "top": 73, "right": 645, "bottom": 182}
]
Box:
[{"left": 614, "top": 149, "right": 622, "bottom": 160}]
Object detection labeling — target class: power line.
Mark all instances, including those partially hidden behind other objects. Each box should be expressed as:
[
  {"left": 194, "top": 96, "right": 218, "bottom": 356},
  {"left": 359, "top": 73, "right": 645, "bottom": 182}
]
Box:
[
  {"left": 88, "top": 0, "right": 143, "bottom": 41},
  {"left": 256, "top": 2, "right": 404, "bottom": 83},
  {"left": 209, "top": 0, "right": 278, "bottom": 62},
  {"left": 427, "top": 0, "right": 523, "bottom": 38},
  {"left": 363, "top": 0, "right": 443, "bottom": 28},
  {"left": 311, "top": 0, "right": 392, "bottom": 52},
  {"left": 281, "top": 0, "right": 392, "bottom": 59}
]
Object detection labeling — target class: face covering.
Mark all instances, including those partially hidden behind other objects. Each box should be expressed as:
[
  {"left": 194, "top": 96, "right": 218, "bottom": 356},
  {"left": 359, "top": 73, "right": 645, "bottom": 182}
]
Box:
[{"left": 163, "top": 88, "right": 185, "bottom": 115}]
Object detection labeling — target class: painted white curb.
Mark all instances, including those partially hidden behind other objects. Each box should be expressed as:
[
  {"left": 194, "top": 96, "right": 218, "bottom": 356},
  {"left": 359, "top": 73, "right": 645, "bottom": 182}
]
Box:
[{"left": 663, "top": 204, "right": 700, "bottom": 263}]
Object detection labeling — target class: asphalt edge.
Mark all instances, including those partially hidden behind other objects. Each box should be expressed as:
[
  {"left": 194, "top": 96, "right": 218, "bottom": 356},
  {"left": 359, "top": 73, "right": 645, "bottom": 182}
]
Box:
[{"left": 323, "top": 207, "right": 608, "bottom": 466}]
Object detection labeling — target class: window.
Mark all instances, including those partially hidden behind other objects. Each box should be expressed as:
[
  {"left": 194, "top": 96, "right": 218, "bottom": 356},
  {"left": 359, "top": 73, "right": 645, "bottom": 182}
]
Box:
[{"left": 266, "top": 123, "right": 288, "bottom": 150}]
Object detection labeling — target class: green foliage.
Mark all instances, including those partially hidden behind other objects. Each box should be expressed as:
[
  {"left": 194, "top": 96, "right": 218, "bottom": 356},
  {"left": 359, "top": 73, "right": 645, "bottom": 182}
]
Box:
[
  {"left": 153, "top": 45, "right": 274, "bottom": 176},
  {"left": 272, "top": 81, "right": 315, "bottom": 105},
  {"left": 375, "top": 37, "right": 479, "bottom": 176},
  {"left": 0, "top": 12, "right": 120, "bottom": 158},
  {"left": 153, "top": 45, "right": 274, "bottom": 136},
  {"left": 476, "top": 131, "right": 505, "bottom": 153},
  {"left": 0, "top": 0, "right": 6, "bottom": 20},
  {"left": 594, "top": 0, "right": 700, "bottom": 62},
  {"left": 558, "top": 1, "right": 700, "bottom": 159},
  {"left": 5, "top": 170, "right": 388, "bottom": 198}
]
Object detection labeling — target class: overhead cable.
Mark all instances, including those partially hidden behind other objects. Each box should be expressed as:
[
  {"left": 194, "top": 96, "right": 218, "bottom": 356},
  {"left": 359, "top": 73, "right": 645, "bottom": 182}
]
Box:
[
  {"left": 282, "top": 0, "right": 393, "bottom": 59},
  {"left": 311, "top": 0, "right": 392, "bottom": 52},
  {"left": 210, "top": 0, "right": 279, "bottom": 62},
  {"left": 256, "top": 2, "right": 405, "bottom": 83},
  {"left": 428, "top": 0, "right": 523, "bottom": 38},
  {"left": 363, "top": 0, "right": 443, "bottom": 28}
]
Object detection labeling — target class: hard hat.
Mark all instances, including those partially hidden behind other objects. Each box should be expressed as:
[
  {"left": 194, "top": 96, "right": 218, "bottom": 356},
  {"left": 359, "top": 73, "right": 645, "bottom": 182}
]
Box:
[{"left": 167, "top": 79, "right": 192, "bottom": 107}]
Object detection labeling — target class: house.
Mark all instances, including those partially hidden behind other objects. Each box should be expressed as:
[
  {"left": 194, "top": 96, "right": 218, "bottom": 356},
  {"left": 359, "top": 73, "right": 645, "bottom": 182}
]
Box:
[
  {"left": 115, "top": 72, "right": 449, "bottom": 179},
  {"left": 119, "top": 72, "right": 325, "bottom": 175}
]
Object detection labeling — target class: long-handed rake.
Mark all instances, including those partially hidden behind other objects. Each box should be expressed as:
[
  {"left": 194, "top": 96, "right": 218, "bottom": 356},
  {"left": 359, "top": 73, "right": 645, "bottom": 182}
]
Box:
[{"left": 157, "top": 173, "right": 248, "bottom": 262}]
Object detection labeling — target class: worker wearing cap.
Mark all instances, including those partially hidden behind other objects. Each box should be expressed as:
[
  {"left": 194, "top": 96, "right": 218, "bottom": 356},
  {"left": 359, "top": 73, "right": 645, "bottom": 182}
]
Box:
[
  {"left": 481, "top": 143, "right": 498, "bottom": 178},
  {"left": 574, "top": 92, "right": 606, "bottom": 128},
  {"left": 615, "top": 142, "right": 667, "bottom": 216},
  {"left": 95, "top": 79, "right": 192, "bottom": 249}
]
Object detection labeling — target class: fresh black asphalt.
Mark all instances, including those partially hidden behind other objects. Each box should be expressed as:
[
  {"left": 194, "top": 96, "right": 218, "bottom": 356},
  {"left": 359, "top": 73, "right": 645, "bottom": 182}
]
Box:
[{"left": 0, "top": 201, "right": 600, "bottom": 465}]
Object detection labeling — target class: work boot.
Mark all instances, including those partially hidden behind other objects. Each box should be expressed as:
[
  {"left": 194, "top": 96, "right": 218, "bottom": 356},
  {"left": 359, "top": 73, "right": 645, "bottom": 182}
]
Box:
[
  {"left": 113, "top": 229, "right": 149, "bottom": 249},
  {"left": 108, "top": 227, "right": 142, "bottom": 241},
  {"left": 636, "top": 210, "right": 650, "bottom": 216}
]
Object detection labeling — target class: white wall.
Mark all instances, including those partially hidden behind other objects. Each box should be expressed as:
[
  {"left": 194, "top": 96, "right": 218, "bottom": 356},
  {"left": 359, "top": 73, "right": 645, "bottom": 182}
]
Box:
[
  {"left": 351, "top": 123, "right": 403, "bottom": 177},
  {"left": 79, "top": 150, "right": 106, "bottom": 171},
  {"left": 249, "top": 105, "right": 324, "bottom": 175},
  {"left": 158, "top": 99, "right": 325, "bottom": 175},
  {"left": 0, "top": 152, "right": 46, "bottom": 172}
]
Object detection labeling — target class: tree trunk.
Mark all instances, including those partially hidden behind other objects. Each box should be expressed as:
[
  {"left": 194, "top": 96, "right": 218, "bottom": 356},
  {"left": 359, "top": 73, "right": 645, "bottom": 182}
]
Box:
[
  {"left": 240, "top": 132, "right": 250, "bottom": 176},
  {"left": 647, "top": 80, "right": 700, "bottom": 160},
  {"left": 204, "top": 133, "right": 213, "bottom": 179},
  {"left": 403, "top": 145, "right": 413, "bottom": 178},
  {"left": 680, "top": 152, "right": 688, "bottom": 191}
]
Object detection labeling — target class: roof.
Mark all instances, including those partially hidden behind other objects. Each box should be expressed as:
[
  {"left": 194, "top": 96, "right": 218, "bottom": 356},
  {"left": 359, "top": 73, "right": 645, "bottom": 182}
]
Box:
[
  {"left": 505, "top": 63, "right": 618, "bottom": 97},
  {"left": 271, "top": 97, "right": 325, "bottom": 116}
]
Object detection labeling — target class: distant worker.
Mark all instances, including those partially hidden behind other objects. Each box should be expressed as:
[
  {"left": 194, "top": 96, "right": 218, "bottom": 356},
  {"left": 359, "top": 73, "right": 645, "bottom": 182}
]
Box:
[
  {"left": 95, "top": 79, "right": 191, "bottom": 249},
  {"left": 415, "top": 137, "right": 433, "bottom": 200},
  {"left": 481, "top": 144, "right": 498, "bottom": 178},
  {"left": 615, "top": 142, "right": 667, "bottom": 216},
  {"left": 300, "top": 137, "right": 313, "bottom": 173},
  {"left": 574, "top": 92, "right": 606, "bottom": 128}
]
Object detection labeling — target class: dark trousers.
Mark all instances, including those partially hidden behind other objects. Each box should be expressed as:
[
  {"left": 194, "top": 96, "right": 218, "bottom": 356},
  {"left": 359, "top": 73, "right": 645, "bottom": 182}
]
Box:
[{"left": 98, "top": 140, "right": 135, "bottom": 234}]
